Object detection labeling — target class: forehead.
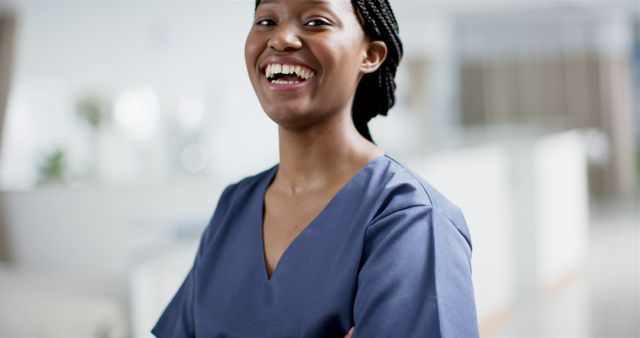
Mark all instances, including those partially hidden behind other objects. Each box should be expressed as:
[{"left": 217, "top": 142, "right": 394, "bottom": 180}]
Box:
[{"left": 257, "top": 0, "right": 353, "bottom": 12}]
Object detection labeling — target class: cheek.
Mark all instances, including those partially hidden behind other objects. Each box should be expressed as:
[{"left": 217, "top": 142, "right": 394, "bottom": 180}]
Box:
[
  {"left": 322, "top": 46, "right": 363, "bottom": 89},
  {"left": 244, "top": 34, "right": 261, "bottom": 71},
  {"left": 317, "top": 37, "right": 365, "bottom": 81}
]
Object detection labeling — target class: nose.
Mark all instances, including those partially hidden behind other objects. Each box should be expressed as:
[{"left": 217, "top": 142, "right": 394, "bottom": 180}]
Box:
[{"left": 267, "top": 23, "right": 302, "bottom": 52}]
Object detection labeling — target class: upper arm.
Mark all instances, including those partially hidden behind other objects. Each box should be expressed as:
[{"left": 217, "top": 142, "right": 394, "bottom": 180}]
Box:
[
  {"left": 151, "top": 183, "right": 237, "bottom": 338},
  {"left": 353, "top": 205, "right": 478, "bottom": 338},
  {"left": 151, "top": 267, "right": 197, "bottom": 338}
]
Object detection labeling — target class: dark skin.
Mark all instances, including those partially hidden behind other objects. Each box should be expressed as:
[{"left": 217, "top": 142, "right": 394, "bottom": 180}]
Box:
[{"left": 245, "top": 1, "right": 387, "bottom": 336}]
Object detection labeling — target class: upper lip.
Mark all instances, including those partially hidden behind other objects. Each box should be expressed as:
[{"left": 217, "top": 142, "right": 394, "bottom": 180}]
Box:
[{"left": 259, "top": 56, "right": 317, "bottom": 74}]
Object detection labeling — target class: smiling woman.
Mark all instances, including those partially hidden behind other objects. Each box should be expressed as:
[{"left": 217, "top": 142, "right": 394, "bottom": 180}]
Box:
[{"left": 152, "top": 0, "right": 478, "bottom": 337}]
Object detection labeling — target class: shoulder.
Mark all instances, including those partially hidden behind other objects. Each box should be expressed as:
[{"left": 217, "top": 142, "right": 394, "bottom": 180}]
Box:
[
  {"left": 369, "top": 154, "right": 472, "bottom": 247},
  {"left": 371, "top": 154, "right": 461, "bottom": 219},
  {"left": 199, "top": 164, "right": 276, "bottom": 241}
]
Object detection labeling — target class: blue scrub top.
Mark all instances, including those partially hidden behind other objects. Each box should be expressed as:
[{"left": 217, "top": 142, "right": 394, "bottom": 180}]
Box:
[{"left": 152, "top": 154, "right": 478, "bottom": 338}]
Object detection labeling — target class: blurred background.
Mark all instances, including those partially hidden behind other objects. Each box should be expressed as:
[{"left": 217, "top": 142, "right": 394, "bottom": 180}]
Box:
[{"left": 0, "top": 0, "right": 638, "bottom": 337}]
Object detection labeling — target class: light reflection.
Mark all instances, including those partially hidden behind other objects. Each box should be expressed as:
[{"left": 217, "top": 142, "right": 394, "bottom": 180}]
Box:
[
  {"left": 113, "top": 86, "right": 159, "bottom": 142},
  {"left": 179, "top": 144, "right": 207, "bottom": 174}
]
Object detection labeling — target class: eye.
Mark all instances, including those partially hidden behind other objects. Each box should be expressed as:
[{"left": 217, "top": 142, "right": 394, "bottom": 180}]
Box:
[
  {"left": 305, "top": 18, "right": 331, "bottom": 27},
  {"left": 255, "top": 18, "right": 276, "bottom": 26}
]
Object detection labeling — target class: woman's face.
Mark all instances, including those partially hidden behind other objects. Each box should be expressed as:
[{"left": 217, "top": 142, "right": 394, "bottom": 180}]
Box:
[{"left": 245, "top": 0, "right": 380, "bottom": 130}]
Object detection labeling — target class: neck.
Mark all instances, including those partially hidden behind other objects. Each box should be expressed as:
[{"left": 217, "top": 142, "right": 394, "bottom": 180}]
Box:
[{"left": 274, "top": 113, "right": 381, "bottom": 195}]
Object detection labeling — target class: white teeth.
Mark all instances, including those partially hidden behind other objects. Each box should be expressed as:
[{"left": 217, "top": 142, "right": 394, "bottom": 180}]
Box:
[
  {"left": 264, "top": 63, "right": 316, "bottom": 80},
  {"left": 271, "top": 79, "right": 301, "bottom": 84}
]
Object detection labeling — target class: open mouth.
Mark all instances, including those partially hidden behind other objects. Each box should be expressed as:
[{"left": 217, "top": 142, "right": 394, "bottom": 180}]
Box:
[{"left": 264, "top": 64, "right": 316, "bottom": 85}]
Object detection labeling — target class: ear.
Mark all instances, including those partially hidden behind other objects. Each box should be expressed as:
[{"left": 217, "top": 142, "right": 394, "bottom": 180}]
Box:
[{"left": 360, "top": 40, "right": 388, "bottom": 74}]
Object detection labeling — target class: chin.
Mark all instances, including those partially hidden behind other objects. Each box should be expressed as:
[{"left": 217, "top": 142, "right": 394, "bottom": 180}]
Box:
[
  {"left": 264, "top": 107, "right": 306, "bottom": 126},
  {"left": 262, "top": 104, "right": 321, "bottom": 131}
]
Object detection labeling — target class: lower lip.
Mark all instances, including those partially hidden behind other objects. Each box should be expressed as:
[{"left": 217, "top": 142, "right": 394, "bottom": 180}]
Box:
[{"left": 263, "top": 75, "right": 311, "bottom": 92}]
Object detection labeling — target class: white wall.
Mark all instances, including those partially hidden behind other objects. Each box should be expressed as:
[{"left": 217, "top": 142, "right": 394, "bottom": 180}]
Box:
[
  {"left": 2, "top": 179, "right": 226, "bottom": 274},
  {"left": 410, "top": 130, "right": 590, "bottom": 329}
]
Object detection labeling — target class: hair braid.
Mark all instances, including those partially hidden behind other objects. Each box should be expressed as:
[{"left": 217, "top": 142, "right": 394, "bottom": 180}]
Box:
[
  {"left": 254, "top": 0, "right": 403, "bottom": 143},
  {"left": 352, "top": 0, "right": 403, "bottom": 142}
]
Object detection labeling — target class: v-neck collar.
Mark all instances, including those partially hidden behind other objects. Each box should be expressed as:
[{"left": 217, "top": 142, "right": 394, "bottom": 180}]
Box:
[{"left": 257, "top": 154, "right": 389, "bottom": 283}]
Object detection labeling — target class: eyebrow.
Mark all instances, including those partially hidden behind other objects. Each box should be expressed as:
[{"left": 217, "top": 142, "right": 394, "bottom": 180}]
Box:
[{"left": 259, "top": 0, "right": 332, "bottom": 5}]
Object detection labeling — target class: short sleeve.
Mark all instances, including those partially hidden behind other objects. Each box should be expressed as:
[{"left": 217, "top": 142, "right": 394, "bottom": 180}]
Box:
[
  {"left": 353, "top": 205, "right": 479, "bottom": 338},
  {"left": 151, "top": 184, "right": 237, "bottom": 338},
  {"left": 151, "top": 266, "right": 197, "bottom": 338}
]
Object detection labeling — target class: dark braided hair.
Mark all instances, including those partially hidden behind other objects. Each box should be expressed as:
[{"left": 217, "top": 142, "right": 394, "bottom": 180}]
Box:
[{"left": 254, "top": 0, "right": 403, "bottom": 143}]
